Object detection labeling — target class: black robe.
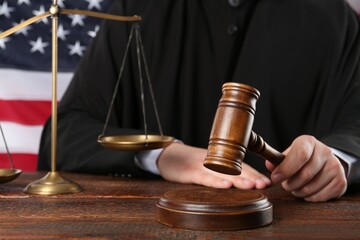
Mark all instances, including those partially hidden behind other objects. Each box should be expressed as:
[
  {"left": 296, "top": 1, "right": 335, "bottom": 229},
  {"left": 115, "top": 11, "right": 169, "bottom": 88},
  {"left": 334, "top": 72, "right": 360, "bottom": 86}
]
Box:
[{"left": 38, "top": 0, "right": 360, "bottom": 179}]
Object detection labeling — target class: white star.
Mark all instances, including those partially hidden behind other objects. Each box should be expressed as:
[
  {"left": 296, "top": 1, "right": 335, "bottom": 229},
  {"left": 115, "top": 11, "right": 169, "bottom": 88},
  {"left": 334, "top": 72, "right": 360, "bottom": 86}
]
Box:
[
  {"left": 88, "top": 25, "right": 100, "bottom": 38},
  {"left": 32, "top": 5, "right": 49, "bottom": 24},
  {"left": 17, "top": 0, "right": 31, "bottom": 6},
  {"left": 57, "top": 0, "right": 65, "bottom": 8},
  {"left": 86, "top": 0, "right": 103, "bottom": 10},
  {"left": 68, "top": 14, "right": 86, "bottom": 27},
  {"left": 13, "top": 19, "right": 32, "bottom": 36},
  {"left": 0, "top": 36, "right": 11, "bottom": 50},
  {"left": 57, "top": 24, "right": 70, "bottom": 41},
  {"left": 29, "top": 37, "right": 49, "bottom": 54},
  {"left": 68, "top": 41, "right": 86, "bottom": 56},
  {"left": 0, "top": 1, "right": 15, "bottom": 18}
]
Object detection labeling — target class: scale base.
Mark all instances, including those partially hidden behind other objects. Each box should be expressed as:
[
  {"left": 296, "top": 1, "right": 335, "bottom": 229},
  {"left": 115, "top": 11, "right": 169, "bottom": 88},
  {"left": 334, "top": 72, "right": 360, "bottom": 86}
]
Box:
[
  {"left": 24, "top": 172, "right": 83, "bottom": 195},
  {"left": 156, "top": 188, "right": 272, "bottom": 231}
]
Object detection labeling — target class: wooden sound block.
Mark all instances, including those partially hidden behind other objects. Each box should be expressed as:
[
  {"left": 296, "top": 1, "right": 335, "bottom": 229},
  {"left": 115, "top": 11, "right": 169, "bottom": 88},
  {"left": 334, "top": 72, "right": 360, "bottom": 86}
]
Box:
[{"left": 156, "top": 188, "right": 272, "bottom": 231}]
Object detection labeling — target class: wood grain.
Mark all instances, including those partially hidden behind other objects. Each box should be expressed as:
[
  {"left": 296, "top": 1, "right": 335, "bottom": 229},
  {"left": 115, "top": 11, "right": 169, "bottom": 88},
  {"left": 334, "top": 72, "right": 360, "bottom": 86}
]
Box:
[{"left": 0, "top": 172, "right": 359, "bottom": 239}]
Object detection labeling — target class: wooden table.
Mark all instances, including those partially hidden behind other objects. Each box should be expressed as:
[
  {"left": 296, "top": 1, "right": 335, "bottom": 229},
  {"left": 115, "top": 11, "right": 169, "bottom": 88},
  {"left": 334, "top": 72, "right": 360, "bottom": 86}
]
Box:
[{"left": 0, "top": 172, "right": 359, "bottom": 239}]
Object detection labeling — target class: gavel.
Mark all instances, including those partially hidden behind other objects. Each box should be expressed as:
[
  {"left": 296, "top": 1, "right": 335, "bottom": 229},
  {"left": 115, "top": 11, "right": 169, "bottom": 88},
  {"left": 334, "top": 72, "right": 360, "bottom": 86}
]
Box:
[
  {"left": 204, "top": 82, "right": 285, "bottom": 175},
  {"left": 156, "top": 82, "right": 279, "bottom": 231}
]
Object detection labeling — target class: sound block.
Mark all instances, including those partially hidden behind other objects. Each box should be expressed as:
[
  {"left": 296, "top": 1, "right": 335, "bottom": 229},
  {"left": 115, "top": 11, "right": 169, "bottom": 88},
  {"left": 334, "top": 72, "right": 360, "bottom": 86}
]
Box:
[{"left": 156, "top": 188, "right": 272, "bottom": 231}]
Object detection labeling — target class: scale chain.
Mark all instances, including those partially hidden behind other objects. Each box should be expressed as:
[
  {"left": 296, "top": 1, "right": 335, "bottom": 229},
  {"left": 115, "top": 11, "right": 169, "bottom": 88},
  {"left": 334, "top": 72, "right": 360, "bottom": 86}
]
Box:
[
  {"left": 136, "top": 24, "right": 164, "bottom": 137},
  {"left": 101, "top": 23, "right": 165, "bottom": 142},
  {"left": 135, "top": 23, "right": 148, "bottom": 143},
  {"left": 0, "top": 122, "right": 14, "bottom": 169},
  {"left": 100, "top": 24, "right": 136, "bottom": 137}
]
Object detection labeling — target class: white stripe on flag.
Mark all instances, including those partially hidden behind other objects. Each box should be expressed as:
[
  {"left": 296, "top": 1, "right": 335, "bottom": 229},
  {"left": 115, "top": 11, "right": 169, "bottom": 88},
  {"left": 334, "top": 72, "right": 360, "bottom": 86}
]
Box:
[
  {"left": 0, "top": 121, "right": 43, "bottom": 154},
  {"left": 0, "top": 69, "right": 73, "bottom": 101},
  {"left": 0, "top": 69, "right": 72, "bottom": 155}
]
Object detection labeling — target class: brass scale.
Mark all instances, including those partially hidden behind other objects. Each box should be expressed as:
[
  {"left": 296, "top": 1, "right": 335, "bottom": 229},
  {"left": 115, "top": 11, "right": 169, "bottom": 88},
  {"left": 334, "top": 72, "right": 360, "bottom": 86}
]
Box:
[{"left": 0, "top": 0, "right": 174, "bottom": 194}]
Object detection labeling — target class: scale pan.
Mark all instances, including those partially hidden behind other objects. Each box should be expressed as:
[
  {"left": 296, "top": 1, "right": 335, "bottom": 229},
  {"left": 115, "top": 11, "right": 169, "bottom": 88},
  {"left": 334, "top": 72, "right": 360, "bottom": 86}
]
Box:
[
  {"left": 98, "top": 135, "right": 174, "bottom": 151},
  {"left": 0, "top": 169, "right": 22, "bottom": 184}
]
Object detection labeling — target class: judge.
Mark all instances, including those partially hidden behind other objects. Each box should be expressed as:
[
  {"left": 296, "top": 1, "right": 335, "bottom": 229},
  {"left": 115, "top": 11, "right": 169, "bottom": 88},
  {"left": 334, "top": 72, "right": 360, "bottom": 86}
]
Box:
[{"left": 38, "top": 0, "right": 360, "bottom": 202}]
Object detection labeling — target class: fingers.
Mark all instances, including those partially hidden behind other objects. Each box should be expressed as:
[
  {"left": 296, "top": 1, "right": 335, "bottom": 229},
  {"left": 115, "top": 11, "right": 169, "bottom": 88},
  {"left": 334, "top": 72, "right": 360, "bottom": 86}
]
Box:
[
  {"left": 291, "top": 173, "right": 347, "bottom": 202},
  {"left": 190, "top": 163, "right": 271, "bottom": 190},
  {"left": 234, "top": 162, "right": 271, "bottom": 189},
  {"left": 281, "top": 138, "right": 331, "bottom": 190},
  {"left": 303, "top": 176, "right": 347, "bottom": 202},
  {"left": 265, "top": 160, "right": 276, "bottom": 172},
  {"left": 189, "top": 169, "right": 234, "bottom": 189},
  {"left": 157, "top": 143, "right": 271, "bottom": 190},
  {"left": 289, "top": 153, "right": 347, "bottom": 202},
  {"left": 270, "top": 135, "right": 348, "bottom": 202},
  {"left": 271, "top": 135, "right": 317, "bottom": 184}
]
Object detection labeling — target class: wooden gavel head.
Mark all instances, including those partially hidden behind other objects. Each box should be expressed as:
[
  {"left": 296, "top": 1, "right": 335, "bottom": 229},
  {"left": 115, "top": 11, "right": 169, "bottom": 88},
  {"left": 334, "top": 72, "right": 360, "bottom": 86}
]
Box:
[
  {"left": 204, "top": 82, "right": 284, "bottom": 175},
  {"left": 203, "top": 82, "right": 259, "bottom": 175}
]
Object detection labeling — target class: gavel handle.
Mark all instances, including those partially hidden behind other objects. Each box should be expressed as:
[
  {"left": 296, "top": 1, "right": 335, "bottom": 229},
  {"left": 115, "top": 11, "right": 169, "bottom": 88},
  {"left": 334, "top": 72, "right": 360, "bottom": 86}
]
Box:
[{"left": 247, "top": 131, "right": 285, "bottom": 166}]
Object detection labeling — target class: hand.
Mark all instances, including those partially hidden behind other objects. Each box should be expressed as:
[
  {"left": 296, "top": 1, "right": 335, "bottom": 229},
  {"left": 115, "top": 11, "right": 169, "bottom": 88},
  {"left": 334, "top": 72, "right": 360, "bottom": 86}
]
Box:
[
  {"left": 265, "top": 135, "right": 347, "bottom": 202},
  {"left": 157, "top": 142, "right": 271, "bottom": 190}
]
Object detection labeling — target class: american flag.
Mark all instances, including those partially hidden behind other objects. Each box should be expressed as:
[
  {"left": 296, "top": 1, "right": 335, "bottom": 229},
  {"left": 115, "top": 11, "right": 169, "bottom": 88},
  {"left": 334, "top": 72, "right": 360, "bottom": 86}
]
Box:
[{"left": 0, "top": 0, "right": 112, "bottom": 171}]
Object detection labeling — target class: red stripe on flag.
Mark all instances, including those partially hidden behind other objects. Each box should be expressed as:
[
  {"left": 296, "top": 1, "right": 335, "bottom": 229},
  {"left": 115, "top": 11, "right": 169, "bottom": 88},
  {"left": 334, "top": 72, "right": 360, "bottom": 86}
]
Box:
[
  {"left": 0, "top": 153, "right": 37, "bottom": 172},
  {"left": 0, "top": 99, "right": 51, "bottom": 125}
]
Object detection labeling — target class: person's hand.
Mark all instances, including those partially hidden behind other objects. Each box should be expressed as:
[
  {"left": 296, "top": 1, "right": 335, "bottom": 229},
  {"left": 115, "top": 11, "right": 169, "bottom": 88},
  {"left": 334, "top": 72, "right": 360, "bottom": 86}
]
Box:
[
  {"left": 157, "top": 142, "right": 271, "bottom": 190},
  {"left": 265, "top": 135, "right": 347, "bottom": 202}
]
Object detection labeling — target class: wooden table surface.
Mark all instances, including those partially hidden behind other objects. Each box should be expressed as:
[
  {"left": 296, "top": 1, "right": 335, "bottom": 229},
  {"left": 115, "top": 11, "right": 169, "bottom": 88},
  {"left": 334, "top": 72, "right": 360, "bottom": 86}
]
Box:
[{"left": 0, "top": 172, "right": 359, "bottom": 239}]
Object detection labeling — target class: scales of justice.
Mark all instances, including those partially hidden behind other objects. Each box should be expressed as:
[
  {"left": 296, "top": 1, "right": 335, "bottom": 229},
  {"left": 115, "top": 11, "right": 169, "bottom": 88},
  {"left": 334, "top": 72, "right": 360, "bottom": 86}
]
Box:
[
  {"left": 0, "top": 0, "right": 287, "bottom": 231},
  {"left": 0, "top": 0, "right": 174, "bottom": 193}
]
